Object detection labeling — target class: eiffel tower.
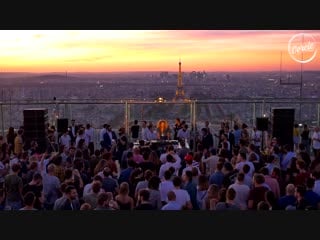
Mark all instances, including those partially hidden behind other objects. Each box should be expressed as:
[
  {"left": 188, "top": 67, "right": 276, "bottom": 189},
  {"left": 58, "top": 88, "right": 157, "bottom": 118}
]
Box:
[{"left": 173, "top": 59, "right": 185, "bottom": 101}]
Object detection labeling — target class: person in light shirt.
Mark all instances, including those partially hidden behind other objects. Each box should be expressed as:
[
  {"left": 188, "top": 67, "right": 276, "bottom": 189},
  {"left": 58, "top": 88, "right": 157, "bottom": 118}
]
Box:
[
  {"left": 99, "top": 124, "right": 107, "bottom": 148},
  {"left": 59, "top": 130, "right": 71, "bottom": 150},
  {"left": 160, "top": 145, "right": 181, "bottom": 164},
  {"left": 161, "top": 191, "right": 182, "bottom": 210},
  {"left": 312, "top": 170, "right": 320, "bottom": 196},
  {"left": 235, "top": 152, "right": 255, "bottom": 178},
  {"left": 172, "top": 176, "right": 192, "bottom": 210},
  {"left": 159, "top": 170, "right": 174, "bottom": 205},
  {"left": 140, "top": 121, "right": 148, "bottom": 141},
  {"left": 147, "top": 123, "right": 157, "bottom": 141},
  {"left": 182, "top": 153, "right": 201, "bottom": 176},
  {"left": 85, "top": 123, "right": 95, "bottom": 155},
  {"left": 228, "top": 172, "right": 250, "bottom": 210},
  {"left": 177, "top": 124, "right": 190, "bottom": 145},
  {"left": 159, "top": 154, "right": 181, "bottom": 180},
  {"left": 312, "top": 127, "right": 320, "bottom": 157},
  {"left": 201, "top": 148, "right": 219, "bottom": 176},
  {"left": 251, "top": 126, "right": 262, "bottom": 153},
  {"left": 280, "top": 144, "right": 296, "bottom": 172}
]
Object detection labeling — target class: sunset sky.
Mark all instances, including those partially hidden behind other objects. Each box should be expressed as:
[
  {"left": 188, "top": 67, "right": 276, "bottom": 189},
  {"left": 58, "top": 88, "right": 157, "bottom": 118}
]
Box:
[{"left": 0, "top": 30, "right": 319, "bottom": 72}]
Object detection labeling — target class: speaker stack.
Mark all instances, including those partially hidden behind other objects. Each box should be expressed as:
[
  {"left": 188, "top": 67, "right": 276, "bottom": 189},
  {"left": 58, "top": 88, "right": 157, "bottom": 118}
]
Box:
[
  {"left": 272, "top": 108, "right": 295, "bottom": 148},
  {"left": 23, "top": 108, "right": 48, "bottom": 153},
  {"left": 57, "top": 118, "right": 69, "bottom": 133},
  {"left": 256, "top": 117, "right": 269, "bottom": 131}
]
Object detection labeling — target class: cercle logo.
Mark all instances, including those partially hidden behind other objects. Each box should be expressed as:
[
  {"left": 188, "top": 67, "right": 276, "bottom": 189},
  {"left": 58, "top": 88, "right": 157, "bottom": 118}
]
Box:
[{"left": 288, "top": 33, "right": 317, "bottom": 64}]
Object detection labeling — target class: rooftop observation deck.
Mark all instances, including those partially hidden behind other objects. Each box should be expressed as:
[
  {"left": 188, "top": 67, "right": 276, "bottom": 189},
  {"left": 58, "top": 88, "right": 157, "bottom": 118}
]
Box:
[{"left": 1, "top": 97, "right": 320, "bottom": 148}]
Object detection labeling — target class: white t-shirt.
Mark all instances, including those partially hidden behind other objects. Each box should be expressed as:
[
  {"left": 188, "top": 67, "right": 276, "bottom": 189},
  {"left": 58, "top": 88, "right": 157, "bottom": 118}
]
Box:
[
  {"left": 182, "top": 165, "right": 201, "bottom": 176},
  {"left": 141, "top": 127, "right": 148, "bottom": 141},
  {"left": 177, "top": 129, "right": 190, "bottom": 141},
  {"left": 244, "top": 174, "right": 253, "bottom": 188},
  {"left": 161, "top": 201, "right": 182, "bottom": 210},
  {"left": 85, "top": 128, "right": 94, "bottom": 143},
  {"left": 146, "top": 128, "right": 157, "bottom": 141},
  {"left": 59, "top": 134, "right": 71, "bottom": 149},
  {"left": 75, "top": 135, "right": 85, "bottom": 148},
  {"left": 159, "top": 180, "right": 174, "bottom": 202},
  {"left": 236, "top": 161, "right": 255, "bottom": 178},
  {"left": 251, "top": 130, "right": 262, "bottom": 147},
  {"left": 313, "top": 180, "right": 320, "bottom": 196},
  {"left": 202, "top": 155, "right": 219, "bottom": 175},
  {"left": 312, "top": 131, "right": 320, "bottom": 149},
  {"left": 160, "top": 153, "right": 169, "bottom": 164},
  {"left": 228, "top": 182, "right": 250, "bottom": 210},
  {"left": 159, "top": 160, "right": 181, "bottom": 180},
  {"left": 83, "top": 183, "right": 105, "bottom": 197},
  {"left": 83, "top": 183, "right": 93, "bottom": 197},
  {"left": 135, "top": 180, "right": 149, "bottom": 196},
  {"left": 172, "top": 189, "right": 190, "bottom": 207},
  {"left": 99, "top": 128, "right": 106, "bottom": 142},
  {"left": 160, "top": 152, "right": 181, "bottom": 164}
]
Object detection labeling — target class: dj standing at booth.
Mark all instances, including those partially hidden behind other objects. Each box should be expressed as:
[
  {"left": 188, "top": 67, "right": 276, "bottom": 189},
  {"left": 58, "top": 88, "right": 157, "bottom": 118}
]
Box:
[{"left": 157, "top": 120, "right": 171, "bottom": 140}]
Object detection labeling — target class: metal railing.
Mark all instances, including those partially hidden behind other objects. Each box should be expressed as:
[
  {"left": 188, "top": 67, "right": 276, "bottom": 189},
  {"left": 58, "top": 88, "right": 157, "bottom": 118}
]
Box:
[{"left": 1, "top": 97, "right": 320, "bottom": 148}]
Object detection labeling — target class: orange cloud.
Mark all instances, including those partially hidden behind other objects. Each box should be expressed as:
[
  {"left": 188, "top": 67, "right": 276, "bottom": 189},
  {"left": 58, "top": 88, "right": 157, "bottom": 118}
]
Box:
[{"left": 0, "top": 30, "right": 319, "bottom": 72}]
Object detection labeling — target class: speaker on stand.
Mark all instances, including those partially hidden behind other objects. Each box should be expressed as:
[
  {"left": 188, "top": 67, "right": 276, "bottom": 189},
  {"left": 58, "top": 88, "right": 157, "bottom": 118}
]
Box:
[
  {"left": 23, "top": 108, "right": 48, "bottom": 153},
  {"left": 272, "top": 108, "right": 295, "bottom": 150},
  {"left": 57, "top": 118, "right": 68, "bottom": 132},
  {"left": 256, "top": 117, "right": 269, "bottom": 151}
]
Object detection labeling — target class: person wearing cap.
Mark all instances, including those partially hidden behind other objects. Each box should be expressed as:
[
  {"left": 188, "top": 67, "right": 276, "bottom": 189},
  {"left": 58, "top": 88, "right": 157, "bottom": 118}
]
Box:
[{"left": 182, "top": 153, "right": 201, "bottom": 176}]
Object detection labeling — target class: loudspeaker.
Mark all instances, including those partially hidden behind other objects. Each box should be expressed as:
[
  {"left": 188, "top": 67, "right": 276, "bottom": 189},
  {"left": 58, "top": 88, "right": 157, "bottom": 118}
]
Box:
[
  {"left": 57, "top": 118, "right": 68, "bottom": 133},
  {"left": 256, "top": 117, "right": 269, "bottom": 131},
  {"left": 23, "top": 108, "right": 48, "bottom": 153},
  {"left": 272, "top": 108, "right": 295, "bottom": 148}
]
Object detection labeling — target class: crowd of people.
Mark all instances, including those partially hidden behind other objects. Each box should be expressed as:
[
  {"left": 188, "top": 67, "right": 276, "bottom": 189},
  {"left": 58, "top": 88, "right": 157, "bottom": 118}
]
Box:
[{"left": 0, "top": 117, "right": 320, "bottom": 211}]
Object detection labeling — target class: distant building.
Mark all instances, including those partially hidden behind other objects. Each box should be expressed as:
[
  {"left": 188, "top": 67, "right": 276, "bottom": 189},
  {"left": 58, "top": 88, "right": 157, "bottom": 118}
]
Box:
[
  {"left": 189, "top": 71, "right": 207, "bottom": 81},
  {"left": 160, "top": 72, "right": 169, "bottom": 79}
]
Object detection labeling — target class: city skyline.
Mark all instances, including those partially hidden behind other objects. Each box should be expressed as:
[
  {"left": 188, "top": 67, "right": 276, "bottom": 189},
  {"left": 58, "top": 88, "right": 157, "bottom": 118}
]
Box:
[{"left": 0, "top": 30, "right": 319, "bottom": 73}]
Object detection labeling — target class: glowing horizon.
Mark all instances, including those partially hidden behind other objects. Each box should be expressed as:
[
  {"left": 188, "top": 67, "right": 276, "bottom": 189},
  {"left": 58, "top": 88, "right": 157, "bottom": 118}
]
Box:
[{"left": 0, "top": 30, "right": 319, "bottom": 73}]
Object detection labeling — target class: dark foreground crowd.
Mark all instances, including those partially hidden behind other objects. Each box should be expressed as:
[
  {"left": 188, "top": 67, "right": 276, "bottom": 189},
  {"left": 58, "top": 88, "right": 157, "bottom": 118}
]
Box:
[{"left": 1, "top": 118, "right": 320, "bottom": 211}]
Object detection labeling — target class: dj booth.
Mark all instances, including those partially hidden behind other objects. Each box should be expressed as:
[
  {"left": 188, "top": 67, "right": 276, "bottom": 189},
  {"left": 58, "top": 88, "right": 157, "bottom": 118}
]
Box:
[{"left": 133, "top": 139, "right": 190, "bottom": 152}]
